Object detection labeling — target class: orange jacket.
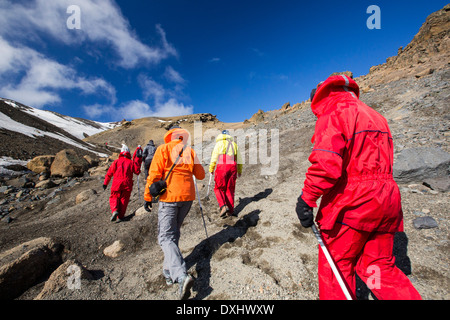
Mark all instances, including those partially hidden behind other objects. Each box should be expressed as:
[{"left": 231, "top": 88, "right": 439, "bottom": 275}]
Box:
[{"left": 144, "top": 128, "right": 205, "bottom": 202}]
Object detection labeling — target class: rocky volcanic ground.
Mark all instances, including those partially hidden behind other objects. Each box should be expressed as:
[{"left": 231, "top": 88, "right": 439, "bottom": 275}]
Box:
[
  {"left": 0, "top": 5, "right": 449, "bottom": 302},
  {"left": 0, "top": 66, "right": 448, "bottom": 301}
]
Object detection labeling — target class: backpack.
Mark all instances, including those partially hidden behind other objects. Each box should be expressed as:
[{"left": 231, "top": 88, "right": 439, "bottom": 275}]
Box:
[{"left": 144, "top": 144, "right": 157, "bottom": 165}]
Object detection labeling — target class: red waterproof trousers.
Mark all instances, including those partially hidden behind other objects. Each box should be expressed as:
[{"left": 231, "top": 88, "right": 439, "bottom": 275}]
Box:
[
  {"left": 109, "top": 189, "right": 132, "bottom": 219},
  {"left": 214, "top": 155, "right": 237, "bottom": 214},
  {"left": 318, "top": 223, "right": 422, "bottom": 300}
]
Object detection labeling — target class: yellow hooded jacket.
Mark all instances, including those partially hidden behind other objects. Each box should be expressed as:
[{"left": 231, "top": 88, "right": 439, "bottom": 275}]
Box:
[{"left": 209, "top": 133, "right": 243, "bottom": 174}]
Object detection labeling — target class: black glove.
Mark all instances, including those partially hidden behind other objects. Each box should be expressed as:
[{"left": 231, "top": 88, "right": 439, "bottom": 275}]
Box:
[
  {"left": 296, "top": 195, "right": 314, "bottom": 228},
  {"left": 103, "top": 184, "right": 107, "bottom": 191},
  {"left": 144, "top": 201, "right": 152, "bottom": 212}
]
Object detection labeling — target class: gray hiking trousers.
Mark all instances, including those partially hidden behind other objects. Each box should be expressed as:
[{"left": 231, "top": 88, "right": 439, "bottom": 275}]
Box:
[{"left": 158, "top": 201, "right": 192, "bottom": 282}]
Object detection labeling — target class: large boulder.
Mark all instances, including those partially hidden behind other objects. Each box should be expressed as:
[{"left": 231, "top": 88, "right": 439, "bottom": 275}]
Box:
[
  {"left": 0, "top": 237, "right": 63, "bottom": 299},
  {"left": 393, "top": 147, "right": 450, "bottom": 184},
  {"left": 34, "top": 259, "right": 93, "bottom": 300},
  {"left": 27, "top": 155, "right": 55, "bottom": 174},
  {"left": 50, "top": 149, "right": 89, "bottom": 178}
]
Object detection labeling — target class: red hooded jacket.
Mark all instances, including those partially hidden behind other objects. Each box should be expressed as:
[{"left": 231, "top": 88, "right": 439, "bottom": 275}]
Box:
[
  {"left": 301, "top": 75, "right": 403, "bottom": 233},
  {"left": 104, "top": 149, "right": 142, "bottom": 192}
]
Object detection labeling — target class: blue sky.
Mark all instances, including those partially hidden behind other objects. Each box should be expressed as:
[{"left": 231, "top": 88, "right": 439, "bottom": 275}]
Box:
[{"left": 0, "top": 0, "right": 447, "bottom": 123}]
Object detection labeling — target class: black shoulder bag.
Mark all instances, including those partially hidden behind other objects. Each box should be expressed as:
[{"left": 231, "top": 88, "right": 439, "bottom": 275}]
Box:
[{"left": 149, "top": 145, "right": 186, "bottom": 198}]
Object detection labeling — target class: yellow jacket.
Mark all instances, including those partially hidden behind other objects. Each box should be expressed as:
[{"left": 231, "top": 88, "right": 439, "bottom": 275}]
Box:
[{"left": 209, "top": 134, "right": 243, "bottom": 174}]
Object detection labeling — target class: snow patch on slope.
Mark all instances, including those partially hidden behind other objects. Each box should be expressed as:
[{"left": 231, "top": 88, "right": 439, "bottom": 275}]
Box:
[
  {"left": 2, "top": 99, "right": 115, "bottom": 140},
  {"left": 0, "top": 98, "right": 110, "bottom": 157}
]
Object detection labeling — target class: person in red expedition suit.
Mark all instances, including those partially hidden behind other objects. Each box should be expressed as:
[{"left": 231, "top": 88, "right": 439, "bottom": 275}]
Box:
[
  {"left": 103, "top": 144, "right": 143, "bottom": 222},
  {"left": 209, "top": 130, "right": 243, "bottom": 218},
  {"left": 295, "top": 74, "right": 422, "bottom": 300}
]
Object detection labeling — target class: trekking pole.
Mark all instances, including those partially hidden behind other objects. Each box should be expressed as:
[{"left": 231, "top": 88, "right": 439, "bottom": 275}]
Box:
[
  {"left": 136, "top": 145, "right": 142, "bottom": 201},
  {"left": 204, "top": 172, "right": 213, "bottom": 201},
  {"left": 137, "top": 173, "right": 141, "bottom": 200},
  {"left": 311, "top": 223, "right": 353, "bottom": 300},
  {"left": 193, "top": 177, "right": 208, "bottom": 239}
]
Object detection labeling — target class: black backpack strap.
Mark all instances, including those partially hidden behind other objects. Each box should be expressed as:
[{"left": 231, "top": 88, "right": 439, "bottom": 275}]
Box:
[
  {"left": 226, "top": 140, "right": 237, "bottom": 162},
  {"left": 163, "top": 144, "right": 187, "bottom": 182}
]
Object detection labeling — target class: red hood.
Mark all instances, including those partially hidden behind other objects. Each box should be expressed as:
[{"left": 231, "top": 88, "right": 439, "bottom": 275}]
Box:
[
  {"left": 119, "top": 151, "right": 131, "bottom": 159},
  {"left": 310, "top": 74, "right": 360, "bottom": 118}
]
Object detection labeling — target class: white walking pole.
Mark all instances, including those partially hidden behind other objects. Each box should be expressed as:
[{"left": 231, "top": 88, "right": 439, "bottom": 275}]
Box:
[
  {"left": 311, "top": 224, "right": 353, "bottom": 300},
  {"left": 193, "top": 177, "right": 209, "bottom": 239},
  {"left": 204, "top": 172, "right": 213, "bottom": 200},
  {"left": 136, "top": 145, "right": 142, "bottom": 201}
]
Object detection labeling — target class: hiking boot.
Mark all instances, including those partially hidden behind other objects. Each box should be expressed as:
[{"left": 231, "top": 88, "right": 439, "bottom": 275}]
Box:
[
  {"left": 219, "top": 206, "right": 229, "bottom": 218},
  {"left": 110, "top": 211, "right": 119, "bottom": 222},
  {"left": 163, "top": 269, "right": 173, "bottom": 285},
  {"left": 178, "top": 274, "right": 194, "bottom": 300}
]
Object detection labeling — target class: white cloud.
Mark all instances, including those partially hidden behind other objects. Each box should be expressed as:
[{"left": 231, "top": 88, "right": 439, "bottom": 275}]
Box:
[
  {"left": 0, "top": 0, "right": 186, "bottom": 119},
  {"left": 0, "top": 36, "right": 116, "bottom": 108},
  {"left": 83, "top": 103, "right": 116, "bottom": 119},
  {"left": 138, "top": 75, "right": 166, "bottom": 103},
  {"left": 118, "top": 100, "right": 154, "bottom": 120},
  {"left": 83, "top": 98, "right": 193, "bottom": 121},
  {"left": 156, "top": 98, "right": 193, "bottom": 117},
  {"left": 164, "top": 66, "right": 186, "bottom": 84},
  {"left": 0, "top": 0, "right": 177, "bottom": 69}
]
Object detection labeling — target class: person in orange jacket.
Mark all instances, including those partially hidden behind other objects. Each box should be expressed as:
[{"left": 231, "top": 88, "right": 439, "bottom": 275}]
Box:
[
  {"left": 103, "top": 144, "right": 142, "bottom": 222},
  {"left": 144, "top": 126, "right": 205, "bottom": 300}
]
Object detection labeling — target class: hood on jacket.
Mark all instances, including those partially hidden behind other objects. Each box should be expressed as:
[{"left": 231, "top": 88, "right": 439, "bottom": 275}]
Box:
[
  {"left": 119, "top": 151, "right": 131, "bottom": 159},
  {"left": 164, "top": 127, "right": 190, "bottom": 144},
  {"left": 216, "top": 133, "right": 234, "bottom": 142},
  {"left": 310, "top": 74, "right": 360, "bottom": 118}
]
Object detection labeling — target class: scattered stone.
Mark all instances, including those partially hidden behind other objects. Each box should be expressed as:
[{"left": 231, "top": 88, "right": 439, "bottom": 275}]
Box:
[
  {"left": 415, "top": 68, "right": 435, "bottom": 78},
  {"left": 413, "top": 216, "right": 439, "bottom": 229},
  {"left": 27, "top": 155, "right": 55, "bottom": 174},
  {"left": 103, "top": 240, "right": 124, "bottom": 258},
  {"left": 35, "top": 180, "right": 56, "bottom": 189},
  {"left": 423, "top": 177, "right": 450, "bottom": 192},
  {"left": 88, "top": 165, "right": 108, "bottom": 177},
  {"left": 75, "top": 189, "right": 97, "bottom": 204},
  {"left": 135, "top": 206, "right": 150, "bottom": 217},
  {"left": 83, "top": 155, "right": 99, "bottom": 168}
]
